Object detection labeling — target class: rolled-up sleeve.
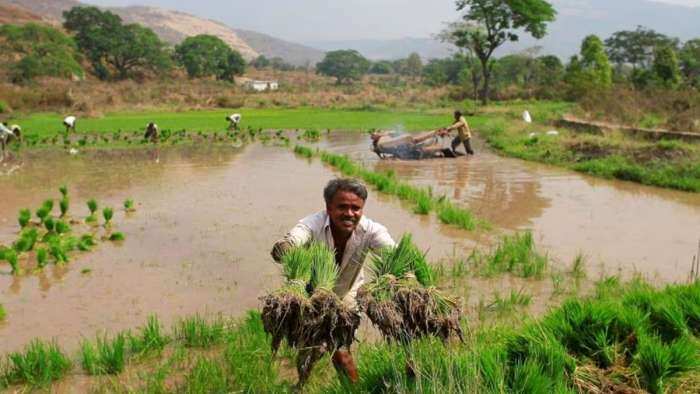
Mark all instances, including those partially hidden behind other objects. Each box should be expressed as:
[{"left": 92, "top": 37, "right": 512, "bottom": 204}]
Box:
[{"left": 271, "top": 219, "right": 315, "bottom": 262}]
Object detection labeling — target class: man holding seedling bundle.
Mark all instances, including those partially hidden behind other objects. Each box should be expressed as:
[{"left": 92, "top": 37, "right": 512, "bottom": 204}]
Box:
[{"left": 271, "top": 178, "right": 395, "bottom": 384}]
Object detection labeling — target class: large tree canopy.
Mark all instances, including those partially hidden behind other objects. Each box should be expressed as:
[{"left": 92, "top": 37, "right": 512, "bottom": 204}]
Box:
[
  {"left": 316, "top": 50, "right": 370, "bottom": 84},
  {"left": 174, "top": 35, "right": 245, "bottom": 81},
  {"left": 604, "top": 26, "right": 679, "bottom": 71},
  {"left": 451, "top": 0, "right": 556, "bottom": 103},
  {"left": 63, "top": 6, "right": 171, "bottom": 80},
  {"left": 0, "top": 23, "right": 84, "bottom": 82}
]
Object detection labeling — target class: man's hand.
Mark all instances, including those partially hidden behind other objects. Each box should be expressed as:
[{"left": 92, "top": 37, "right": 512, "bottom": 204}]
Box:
[{"left": 271, "top": 239, "right": 293, "bottom": 263}]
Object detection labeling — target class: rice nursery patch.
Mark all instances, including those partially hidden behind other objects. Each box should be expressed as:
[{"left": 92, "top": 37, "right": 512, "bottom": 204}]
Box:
[
  {"left": 174, "top": 315, "right": 225, "bottom": 348},
  {"left": 357, "top": 234, "right": 463, "bottom": 344},
  {"left": 0, "top": 340, "right": 72, "bottom": 388},
  {"left": 260, "top": 242, "right": 360, "bottom": 386}
]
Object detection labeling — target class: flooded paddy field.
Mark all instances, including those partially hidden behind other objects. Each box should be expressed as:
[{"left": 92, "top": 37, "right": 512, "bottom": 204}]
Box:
[
  {"left": 1, "top": 131, "right": 699, "bottom": 358},
  {"left": 319, "top": 132, "right": 700, "bottom": 283},
  {"left": 0, "top": 144, "right": 476, "bottom": 354}
]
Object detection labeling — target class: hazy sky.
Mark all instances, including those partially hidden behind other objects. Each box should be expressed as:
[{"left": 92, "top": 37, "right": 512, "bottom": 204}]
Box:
[{"left": 82, "top": 0, "right": 700, "bottom": 43}]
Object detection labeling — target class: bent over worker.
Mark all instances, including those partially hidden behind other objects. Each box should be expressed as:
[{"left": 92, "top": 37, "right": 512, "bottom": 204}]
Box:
[
  {"left": 445, "top": 110, "right": 474, "bottom": 155},
  {"left": 271, "top": 178, "right": 396, "bottom": 386}
]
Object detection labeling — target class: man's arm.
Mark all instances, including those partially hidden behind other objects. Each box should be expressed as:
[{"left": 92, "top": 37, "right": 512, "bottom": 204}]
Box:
[
  {"left": 270, "top": 222, "right": 312, "bottom": 262},
  {"left": 368, "top": 222, "right": 396, "bottom": 251},
  {"left": 445, "top": 119, "right": 465, "bottom": 132}
]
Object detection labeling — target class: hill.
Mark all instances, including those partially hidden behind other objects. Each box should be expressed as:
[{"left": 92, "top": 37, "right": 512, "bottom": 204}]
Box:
[
  {"left": 233, "top": 29, "right": 324, "bottom": 66},
  {"left": 308, "top": 37, "right": 452, "bottom": 61},
  {"left": 0, "top": 3, "right": 46, "bottom": 25}
]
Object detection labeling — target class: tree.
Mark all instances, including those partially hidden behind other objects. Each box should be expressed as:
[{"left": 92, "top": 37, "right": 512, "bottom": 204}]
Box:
[
  {"left": 316, "top": 50, "right": 370, "bottom": 84},
  {"left": 175, "top": 35, "right": 245, "bottom": 81},
  {"left": 564, "top": 35, "right": 612, "bottom": 98},
  {"left": 369, "top": 61, "right": 394, "bottom": 75},
  {"left": 405, "top": 53, "right": 423, "bottom": 77},
  {"left": 679, "top": 39, "right": 700, "bottom": 87},
  {"left": 63, "top": 6, "right": 171, "bottom": 80},
  {"left": 652, "top": 45, "right": 681, "bottom": 88},
  {"left": 0, "top": 23, "right": 84, "bottom": 82},
  {"left": 605, "top": 26, "right": 679, "bottom": 71},
  {"left": 251, "top": 55, "right": 271, "bottom": 69},
  {"left": 451, "top": 0, "right": 556, "bottom": 104}
]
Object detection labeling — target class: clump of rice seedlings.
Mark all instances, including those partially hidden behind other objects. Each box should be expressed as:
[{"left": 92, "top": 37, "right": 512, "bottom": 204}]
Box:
[
  {"left": 293, "top": 145, "right": 314, "bottom": 158},
  {"left": 0, "top": 304, "right": 5, "bottom": 321},
  {"left": 129, "top": 315, "right": 169, "bottom": 354},
  {"left": 357, "top": 234, "right": 462, "bottom": 344},
  {"left": 437, "top": 202, "right": 476, "bottom": 230},
  {"left": 13, "top": 228, "right": 39, "bottom": 253},
  {"left": 86, "top": 199, "right": 98, "bottom": 223},
  {"left": 571, "top": 253, "right": 587, "bottom": 279},
  {"left": 35, "top": 206, "right": 50, "bottom": 224},
  {"left": 102, "top": 207, "right": 114, "bottom": 227},
  {"left": 77, "top": 234, "right": 96, "bottom": 252},
  {"left": 108, "top": 232, "right": 125, "bottom": 241},
  {"left": 54, "top": 220, "right": 71, "bottom": 235},
  {"left": 4, "top": 249, "right": 20, "bottom": 274},
  {"left": 123, "top": 198, "right": 135, "bottom": 212},
  {"left": 18, "top": 209, "right": 31, "bottom": 229},
  {"left": 59, "top": 185, "right": 68, "bottom": 198},
  {"left": 412, "top": 192, "right": 433, "bottom": 215},
  {"left": 181, "top": 357, "right": 228, "bottom": 393},
  {"left": 36, "top": 248, "right": 48, "bottom": 268},
  {"left": 175, "top": 315, "right": 225, "bottom": 348},
  {"left": 80, "top": 333, "right": 126, "bottom": 375},
  {"left": 3, "top": 339, "right": 72, "bottom": 387},
  {"left": 48, "top": 239, "right": 69, "bottom": 264},
  {"left": 301, "top": 129, "right": 321, "bottom": 141},
  {"left": 482, "top": 231, "right": 548, "bottom": 278},
  {"left": 59, "top": 196, "right": 69, "bottom": 218},
  {"left": 487, "top": 289, "right": 532, "bottom": 315},
  {"left": 634, "top": 336, "right": 700, "bottom": 394}
]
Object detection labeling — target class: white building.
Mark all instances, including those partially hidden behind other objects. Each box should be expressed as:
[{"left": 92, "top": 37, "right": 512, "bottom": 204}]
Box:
[{"left": 245, "top": 80, "right": 279, "bottom": 92}]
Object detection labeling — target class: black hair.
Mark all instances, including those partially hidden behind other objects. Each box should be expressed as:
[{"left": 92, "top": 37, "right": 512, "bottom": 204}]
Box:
[
  {"left": 454, "top": 110, "right": 462, "bottom": 119},
  {"left": 324, "top": 178, "right": 368, "bottom": 205}
]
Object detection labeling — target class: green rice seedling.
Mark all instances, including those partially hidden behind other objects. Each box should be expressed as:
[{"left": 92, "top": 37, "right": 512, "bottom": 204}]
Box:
[
  {"left": 180, "top": 357, "right": 228, "bottom": 393},
  {"left": 175, "top": 315, "right": 225, "bottom": 348},
  {"left": 648, "top": 296, "right": 689, "bottom": 342},
  {"left": 437, "top": 202, "right": 476, "bottom": 231},
  {"left": 3, "top": 339, "right": 72, "bottom": 387},
  {"left": 35, "top": 206, "right": 50, "bottom": 224},
  {"left": 0, "top": 304, "right": 5, "bottom": 321},
  {"left": 81, "top": 333, "right": 126, "bottom": 375},
  {"left": 5, "top": 249, "right": 19, "bottom": 274},
  {"left": 41, "top": 199, "right": 54, "bottom": 213},
  {"left": 81, "top": 268, "right": 91, "bottom": 274},
  {"left": 54, "top": 220, "right": 71, "bottom": 235},
  {"left": 505, "top": 324, "right": 576, "bottom": 384},
  {"left": 102, "top": 207, "right": 114, "bottom": 226},
  {"left": 129, "top": 315, "right": 169, "bottom": 354},
  {"left": 482, "top": 231, "right": 548, "bottom": 279},
  {"left": 59, "top": 196, "right": 69, "bottom": 218},
  {"left": 635, "top": 336, "right": 674, "bottom": 394},
  {"left": 36, "top": 248, "right": 48, "bottom": 268},
  {"left": 551, "top": 272, "right": 565, "bottom": 296},
  {"left": 14, "top": 228, "right": 39, "bottom": 252},
  {"left": 487, "top": 289, "right": 532, "bottom": 315},
  {"left": 108, "top": 232, "right": 125, "bottom": 241},
  {"left": 86, "top": 199, "right": 98, "bottom": 223},
  {"left": 293, "top": 144, "right": 314, "bottom": 158},
  {"left": 413, "top": 193, "right": 432, "bottom": 215},
  {"left": 43, "top": 216, "right": 56, "bottom": 234},
  {"left": 571, "top": 253, "right": 587, "bottom": 279},
  {"left": 48, "top": 239, "right": 69, "bottom": 264},
  {"left": 18, "top": 209, "right": 31, "bottom": 229},
  {"left": 59, "top": 185, "right": 68, "bottom": 198},
  {"left": 123, "top": 198, "right": 135, "bottom": 212},
  {"left": 301, "top": 129, "right": 321, "bottom": 141}
]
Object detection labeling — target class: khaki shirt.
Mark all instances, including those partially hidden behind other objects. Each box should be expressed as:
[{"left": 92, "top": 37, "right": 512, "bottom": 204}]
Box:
[
  {"left": 278, "top": 211, "right": 395, "bottom": 306},
  {"left": 448, "top": 116, "right": 471, "bottom": 141}
]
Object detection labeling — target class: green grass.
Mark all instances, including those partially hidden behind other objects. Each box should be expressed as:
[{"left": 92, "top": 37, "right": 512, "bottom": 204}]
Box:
[
  {"left": 1, "top": 340, "right": 72, "bottom": 387},
  {"left": 12, "top": 108, "right": 446, "bottom": 138}
]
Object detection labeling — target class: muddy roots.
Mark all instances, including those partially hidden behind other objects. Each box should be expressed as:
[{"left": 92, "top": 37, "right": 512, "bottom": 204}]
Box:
[{"left": 357, "top": 277, "right": 463, "bottom": 343}]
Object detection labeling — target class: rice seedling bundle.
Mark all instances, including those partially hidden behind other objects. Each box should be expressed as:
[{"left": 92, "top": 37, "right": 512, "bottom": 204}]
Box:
[
  {"left": 124, "top": 199, "right": 135, "bottom": 212},
  {"left": 357, "top": 234, "right": 463, "bottom": 343},
  {"left": 59, "top": 197, "right": 69, "bottom": 218},
  {"left": 261, "top": 243, "right": 361, "bottom": 385},
  {"left": 102, "top": 207, "right": 114, "bottom": 226}
]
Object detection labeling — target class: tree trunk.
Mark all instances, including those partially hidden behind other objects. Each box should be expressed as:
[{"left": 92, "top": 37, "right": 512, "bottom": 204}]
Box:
[{"left": 479, "top": 57, "right": 491, "bottom": 105}]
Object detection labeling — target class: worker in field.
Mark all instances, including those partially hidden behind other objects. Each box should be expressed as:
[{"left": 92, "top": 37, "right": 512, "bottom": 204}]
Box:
[
  {"left": 226, "top": 113, "right": 242, "bottom": 131},
  {"left": 63, "top": 116, "right": 77, "bottom": 133},
  {"left": 271, "top": 178, "right": 396, "bottom": 386},
  {"left": 144, "top": 122, "right": 159, "bottom": 143},
  {"left": 0, "top": 122, "right": 16, "bottom": 158},
  {"left": 370, "top": 128, "right": 454, "bottom": 159},
  {"left": 444, "top": 110, "right": 474, "bottom": 156}
]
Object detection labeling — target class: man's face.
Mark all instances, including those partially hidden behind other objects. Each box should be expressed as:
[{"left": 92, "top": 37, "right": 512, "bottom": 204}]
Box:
[{"left": 327, "top": 190, "right": 365, "bottom": 236}]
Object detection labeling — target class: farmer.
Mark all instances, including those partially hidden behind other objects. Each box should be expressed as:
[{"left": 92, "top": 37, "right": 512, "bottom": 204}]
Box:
[
  {"left": 370, "top": 129, "right": 452, "bottom": 160},
  {"left": 63, "top": 116, "right": 77, "bottom": 133},
  {"left": 271, "top": 178, "right": 396, "bottom": 386},
  {"left": 226, "top": 113, "right": 242, "bottom": 131},
  {"left": 444, "top": 110, "right": 474, "bottom": 156},
  {"left": 144, "top": 122, "right": 159, "bottom": 143},
  {"left": 0, "top": 122, "right": 15, "bottom": 157}
]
